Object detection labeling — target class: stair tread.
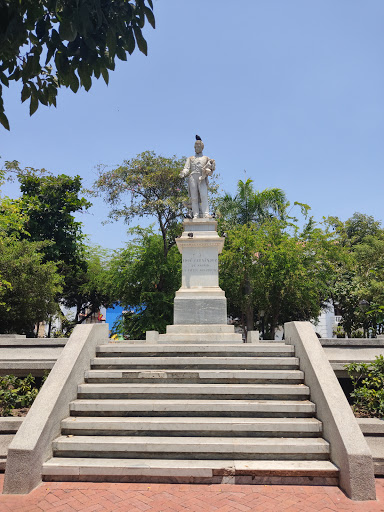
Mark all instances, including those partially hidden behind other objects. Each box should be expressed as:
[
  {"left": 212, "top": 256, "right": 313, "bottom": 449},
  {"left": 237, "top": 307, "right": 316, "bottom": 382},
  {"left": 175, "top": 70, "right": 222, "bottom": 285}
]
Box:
[
  {"left": 92, "top": 357, "right": 298, "bottom": 362},
  {"left": 61, "top": 416, "right": 322, "bottom": 433},
  {"left": 71, "top": 398, "right": 314, "bottom": 407},
  {"left": 55, "top": 435, "right": 329, "bottom": 445},
  {"left": 77, "top": 383, "right": 309, "bottom": 395},
  {"left": 43, "top": 457, "right": 339, "bottom": 475},
  {"left": 86, "top": 369, "right": 304, "bottom": 376},
  {"left": 62, "top": 416, "right": 322, "bottom": 425},
  {"left": 78, "top": 383, "right": 308, "bottom": 390},
  {"left": 97, "top": 345, "right": 294, "bottom": 353}
]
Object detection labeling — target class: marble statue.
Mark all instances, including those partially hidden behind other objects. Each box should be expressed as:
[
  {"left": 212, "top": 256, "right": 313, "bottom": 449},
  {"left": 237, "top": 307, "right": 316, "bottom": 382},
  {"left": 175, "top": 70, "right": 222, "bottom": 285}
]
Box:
[{"left": 180, "top": 135, "right": 215, "bottom": 219}]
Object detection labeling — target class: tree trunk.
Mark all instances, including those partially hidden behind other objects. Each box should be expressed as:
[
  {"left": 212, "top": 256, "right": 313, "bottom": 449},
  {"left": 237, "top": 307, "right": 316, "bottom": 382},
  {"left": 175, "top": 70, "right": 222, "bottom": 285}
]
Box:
[
  {"left": 158, "top": 216, "right": 168, "bottom": 258},
  {"left": 246, "top": 304, "right": 254, "bottom": 332},
  {"left": 244, "top": 277, "right": 253, "bottom": 332}
]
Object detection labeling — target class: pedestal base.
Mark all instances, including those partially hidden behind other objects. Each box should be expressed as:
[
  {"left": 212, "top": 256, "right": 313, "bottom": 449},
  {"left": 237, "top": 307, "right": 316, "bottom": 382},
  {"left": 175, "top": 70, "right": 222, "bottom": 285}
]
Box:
[{"left": 173, "top": 288, "right": 227, "bottom": 325}]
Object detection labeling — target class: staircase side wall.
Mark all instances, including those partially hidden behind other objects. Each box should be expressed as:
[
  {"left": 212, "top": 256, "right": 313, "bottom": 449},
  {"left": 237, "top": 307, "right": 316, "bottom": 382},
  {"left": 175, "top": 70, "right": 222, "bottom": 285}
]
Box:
[
  {"left": 285, "top": 321, "right": 376, "bottom": 501},
  {"left": 3, "top": 323, "right": 109, "bottom": 495}
]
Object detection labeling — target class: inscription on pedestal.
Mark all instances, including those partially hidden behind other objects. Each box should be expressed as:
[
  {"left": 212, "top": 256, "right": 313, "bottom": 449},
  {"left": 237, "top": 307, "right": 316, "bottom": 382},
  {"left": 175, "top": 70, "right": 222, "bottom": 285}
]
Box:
[
  {"left": 183, "top": 253, "right": 217, "bottom": 274},
  {"left": 181, "top": 249, "right": 219, "bottom": 288}
]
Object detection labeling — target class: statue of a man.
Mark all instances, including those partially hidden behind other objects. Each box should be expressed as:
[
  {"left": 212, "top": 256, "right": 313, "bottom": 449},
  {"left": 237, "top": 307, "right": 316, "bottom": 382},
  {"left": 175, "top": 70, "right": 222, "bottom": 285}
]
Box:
[{"left": 180, "top": 135, "right": 215, "bottom": 219}]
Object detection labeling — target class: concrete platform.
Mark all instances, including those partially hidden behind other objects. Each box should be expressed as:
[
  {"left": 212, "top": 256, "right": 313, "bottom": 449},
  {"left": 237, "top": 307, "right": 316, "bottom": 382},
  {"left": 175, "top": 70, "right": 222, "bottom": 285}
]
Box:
[{"left": 42, "top": 458, "right": 339, "bottom": 485}]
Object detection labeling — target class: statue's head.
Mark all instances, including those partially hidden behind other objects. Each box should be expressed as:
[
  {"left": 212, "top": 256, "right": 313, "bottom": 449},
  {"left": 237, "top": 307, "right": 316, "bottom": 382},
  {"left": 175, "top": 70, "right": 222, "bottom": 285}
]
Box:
[{"left": 194, "top": 136, "right": 204, "bottom": 153}]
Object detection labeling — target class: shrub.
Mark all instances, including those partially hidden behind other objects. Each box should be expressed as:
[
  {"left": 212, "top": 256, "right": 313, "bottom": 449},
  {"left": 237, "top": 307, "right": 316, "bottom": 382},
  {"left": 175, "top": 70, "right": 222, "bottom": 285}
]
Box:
[
  {"left": 346, "top": 355, "right": 384, "bottom": 418},
  {"left": 0, "top": 374, "right": 40, "bottom": 416}
]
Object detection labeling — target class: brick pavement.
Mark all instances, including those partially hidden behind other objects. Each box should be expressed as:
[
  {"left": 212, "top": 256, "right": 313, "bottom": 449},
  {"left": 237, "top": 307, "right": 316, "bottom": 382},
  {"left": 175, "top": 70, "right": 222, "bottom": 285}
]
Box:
[{"left": 0, "top": 475, "right": 383, "bottom": 512}]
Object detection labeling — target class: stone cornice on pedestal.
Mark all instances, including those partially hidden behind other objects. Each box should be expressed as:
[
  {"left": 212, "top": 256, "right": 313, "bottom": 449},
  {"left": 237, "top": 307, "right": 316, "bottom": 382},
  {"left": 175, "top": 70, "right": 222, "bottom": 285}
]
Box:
[{"left": 176, "top": 218, "right": 225, "bottom": 253}]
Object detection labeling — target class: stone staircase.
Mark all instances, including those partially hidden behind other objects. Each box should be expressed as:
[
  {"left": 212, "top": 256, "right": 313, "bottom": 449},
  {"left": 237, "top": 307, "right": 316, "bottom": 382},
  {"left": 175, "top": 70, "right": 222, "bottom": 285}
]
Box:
[{"left": 42, "top": 342, "right": 339, "bottom": 485}]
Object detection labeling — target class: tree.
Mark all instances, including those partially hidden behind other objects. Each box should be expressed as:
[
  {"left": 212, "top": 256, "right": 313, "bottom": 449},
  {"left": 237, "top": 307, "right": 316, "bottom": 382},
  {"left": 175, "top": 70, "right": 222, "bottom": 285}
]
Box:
[
  {"left": 0, "top": 238, "right": 63, "bottom": 334},
  {"left": 16, "top": 171, "right": 92, "bottom": 318},
  {"left": 326, "top": 214, "right": 384, "bottom": 337},
  {"left": 327, "top": 212, "right": 382, "bottom": 247},
  {"left": 107, "top": 227, "right": 182, "bottom": 338},
  {"left": 217, "top": 179, "right": 287, "bottom": 228},
  {"left": 216, "top": 179, "right": 288, "bottom": 331},
  {"left": 75, "top": 244, "right": 116, "bottom": 323},
  {"left": 91, "top": 151, "right": 190, "bottom": 257},
  {"left": 0, "top": 0, "right": 155, "bottom": 129},
  {"left": 219, "top": 204, "right": 338, "bottom": 338},
  {"left": 354, "top": 236, "right": 384, "bottom": 336},
  {"left": 0, "top": 167, "right": 28, "bottom": 309},
  {"left": 251, "top": 219, "right": 338, "bottom": 339}
]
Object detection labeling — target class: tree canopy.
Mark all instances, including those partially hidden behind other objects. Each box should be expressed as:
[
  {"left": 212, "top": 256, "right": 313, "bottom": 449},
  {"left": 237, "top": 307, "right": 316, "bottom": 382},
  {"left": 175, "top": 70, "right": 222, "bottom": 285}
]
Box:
[
  {"left": 328, "top": 214, "right": 384, "bottom": 337},
  {"left": 0, "top": 0, "right": 155, "bottom": 130},
  {"left": 106, "top": 227, "right": 182, "bottom": 339},
  {"left": 0, "top": 162, "right": 102, "bottom": 333},
  {"left": 91, "top": 151, "right": 189, "bottom": 257},
  {"left": 216, "top": 179, "right": 287, "bottom": 229},
  {"left": 0, "top": 238, "right": 63, "bottom": 334},
  {"left": 219, "top": 213, "right": 338, "bottom": 339}
]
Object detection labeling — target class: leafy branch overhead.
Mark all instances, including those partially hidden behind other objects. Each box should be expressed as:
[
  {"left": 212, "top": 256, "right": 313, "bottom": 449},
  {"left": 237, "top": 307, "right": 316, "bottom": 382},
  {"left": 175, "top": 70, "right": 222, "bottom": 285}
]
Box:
[{"left": 0, "top": 0, "right": 155, "bottom": 130}]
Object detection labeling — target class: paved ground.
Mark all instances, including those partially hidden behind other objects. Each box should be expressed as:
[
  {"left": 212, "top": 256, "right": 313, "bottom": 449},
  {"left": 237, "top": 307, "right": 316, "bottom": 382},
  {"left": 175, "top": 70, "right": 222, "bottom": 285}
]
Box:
[{"left": 0, "top": 475, "right": 383, "bottom": 512}]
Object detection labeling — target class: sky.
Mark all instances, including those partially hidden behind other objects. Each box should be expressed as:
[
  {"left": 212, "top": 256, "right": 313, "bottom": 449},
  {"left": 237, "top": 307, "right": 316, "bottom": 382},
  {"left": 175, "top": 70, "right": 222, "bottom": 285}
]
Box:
[{"left": 1, "top": 0, "right": 383, "bottom": 250}]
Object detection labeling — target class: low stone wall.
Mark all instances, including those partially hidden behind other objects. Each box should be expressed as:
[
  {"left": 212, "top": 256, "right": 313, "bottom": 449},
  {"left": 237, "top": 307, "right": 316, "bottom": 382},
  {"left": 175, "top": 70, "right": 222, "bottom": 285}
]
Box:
[
  {"left": 2, "top": 323, "right": 108, "bottom": 494},
  {"left": 0, "top": 338, "right": 67, "bottom": 377},
  {"left": 356, "top": 418, "right": 384, "bottom": 476},
  {"left": 285, "top": 322, "right": 376, "bottom": 501},
  {"left": 0, "top": 418, "right": 24, "bottom": 471},
  {"left": 320, "top": 339, "right": 384, "bottom": 377}
]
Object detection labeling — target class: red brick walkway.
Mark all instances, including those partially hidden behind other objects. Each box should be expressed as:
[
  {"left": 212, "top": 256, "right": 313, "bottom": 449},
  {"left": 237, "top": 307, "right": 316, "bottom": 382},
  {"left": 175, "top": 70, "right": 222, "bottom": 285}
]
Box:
[{"left": 0, "top": 475, "right": 383, "bottom": 512}]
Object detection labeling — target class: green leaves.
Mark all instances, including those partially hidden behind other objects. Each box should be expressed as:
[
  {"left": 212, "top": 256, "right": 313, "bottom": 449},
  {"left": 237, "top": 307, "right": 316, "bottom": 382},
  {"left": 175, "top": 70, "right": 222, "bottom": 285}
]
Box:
[
  {"left": 21, "top": 83, "right": 31, "bottom": 103},
  {"left": 0, "top": 71, "right": 9, "bottom": 87},
  {"left": 346, "top": 356, "right": 384, "bottom": 418},
  {"left": 0, "top": 0, "right": 155, "bottom": 129},
  {"left": 108, "top": 229, "right": 182, "bottom": 339},
  {"left": 133, "top": 25, "right": 148, "bottom": 55},
  {"left": 59, "top": 20, "right": 78, "bottom": 42},
  {"left": 0, "top": 374, "right": 42, "bottom": 416},
  {"left": 126, "top": 28, "right": 136, "bottom": 55},
  {"left": 101, "top": 67, "right": 109, "bottom": 85},
  {"left": 29, "top": 91, "right": 38, "bottom": 115},
  {"left": 218, "top": 186, "right": 337, "bottom": 338},
  {"left": 0, "top": 112, "right": 10, "bottom": 131},
  {"left": 145, "top": 7, "right": 156, "bottom": 29}
]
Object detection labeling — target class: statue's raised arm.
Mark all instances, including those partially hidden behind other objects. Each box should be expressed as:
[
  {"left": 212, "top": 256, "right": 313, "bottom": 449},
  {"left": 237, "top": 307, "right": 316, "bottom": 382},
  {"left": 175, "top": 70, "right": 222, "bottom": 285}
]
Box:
[{"left": 180, "top": 135, "right": 215, "bottom": 219}]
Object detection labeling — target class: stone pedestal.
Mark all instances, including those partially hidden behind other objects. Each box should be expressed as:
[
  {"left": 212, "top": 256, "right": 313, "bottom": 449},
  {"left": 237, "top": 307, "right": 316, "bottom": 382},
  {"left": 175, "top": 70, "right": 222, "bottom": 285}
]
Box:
[{"left": 174, "top": 219, "right": 227, "bottom": 325}]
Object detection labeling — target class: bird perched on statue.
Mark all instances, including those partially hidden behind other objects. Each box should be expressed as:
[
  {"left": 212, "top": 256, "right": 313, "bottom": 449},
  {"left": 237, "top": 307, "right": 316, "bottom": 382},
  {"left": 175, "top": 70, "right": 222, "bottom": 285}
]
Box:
[{"left": 195, "top": 135, "right": 202, "bottom": 141}]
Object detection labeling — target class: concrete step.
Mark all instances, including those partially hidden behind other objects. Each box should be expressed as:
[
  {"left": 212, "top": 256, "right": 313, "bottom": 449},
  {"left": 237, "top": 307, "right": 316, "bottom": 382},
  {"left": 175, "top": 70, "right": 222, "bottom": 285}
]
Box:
[
  {"left": 0, "top": 434, "right": 15, "bottom": 471},
  {"left": 77, "top": 383, "right": 310, "bottom": 400},
  {"left": 42, "top": 457, "right": 339, "bottom": 484},
  {"left": 69, "top": 399, "right": 316, "bottom": 417},
  {"left": 52, "top": 435, "right": 330, "bottom": 460},
  {"left": 157, "top": 334, "right": 243, "bottom": 344},
  {"left": 85, "top": 368, "right": 305, "bottom": 384},
  {"left": 91, "top": 356, "right": 300, "bottom": 370},
  {"left": 96, "top": 344, "right": 295, "bottom": 357},
  {"left": 165, "top": 325, "right": 238, "bottom": 333},
  {"left": 61, "top": 417, "right": 323, "bottom": 437}
]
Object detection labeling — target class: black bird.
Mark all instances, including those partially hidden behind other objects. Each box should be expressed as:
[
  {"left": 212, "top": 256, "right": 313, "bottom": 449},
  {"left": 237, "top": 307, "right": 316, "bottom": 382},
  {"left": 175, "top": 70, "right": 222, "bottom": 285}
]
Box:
[{"left": 195, "top": 135, "right": 202, "bottom": 141}]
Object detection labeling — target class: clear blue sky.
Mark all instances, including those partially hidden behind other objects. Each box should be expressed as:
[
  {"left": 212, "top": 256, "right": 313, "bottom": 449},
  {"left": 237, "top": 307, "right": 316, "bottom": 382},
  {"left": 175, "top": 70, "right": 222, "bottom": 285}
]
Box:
[{"left": 1, "top": 1, "right": 383, "bottom": 249}]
